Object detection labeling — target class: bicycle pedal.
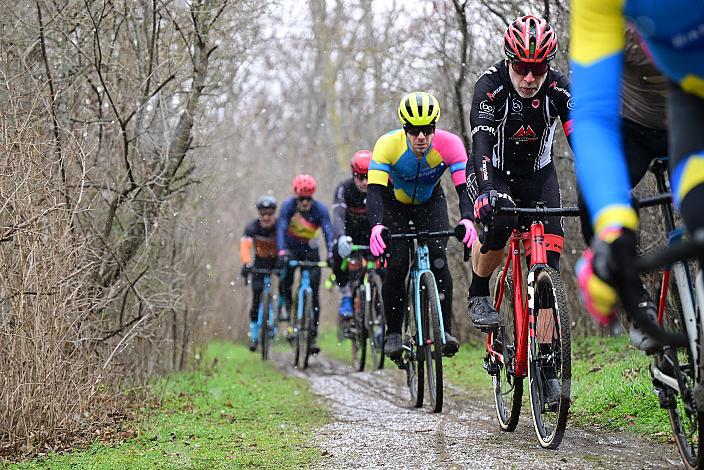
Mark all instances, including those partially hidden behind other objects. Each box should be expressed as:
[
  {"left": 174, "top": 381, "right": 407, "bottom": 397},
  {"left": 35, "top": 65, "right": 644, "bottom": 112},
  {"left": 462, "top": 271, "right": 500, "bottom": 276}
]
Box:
[
  {"left": 654, "top": 386, "right": 675, "bottom": 409},
  {"left": 477, "top": 323, "right": 501, "bottom": 333},
  {"left": 483, "top": 357, "right": 500, "bottom": 376},
  {"left": 694, "top": 384, "right": 704, "bottom": 410}
]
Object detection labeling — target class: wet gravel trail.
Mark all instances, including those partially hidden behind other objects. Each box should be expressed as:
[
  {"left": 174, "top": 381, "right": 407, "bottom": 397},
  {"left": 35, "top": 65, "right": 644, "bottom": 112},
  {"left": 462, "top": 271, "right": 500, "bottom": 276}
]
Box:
[{"left": 274, "top": 352, "right": 682, "bottom": 469}]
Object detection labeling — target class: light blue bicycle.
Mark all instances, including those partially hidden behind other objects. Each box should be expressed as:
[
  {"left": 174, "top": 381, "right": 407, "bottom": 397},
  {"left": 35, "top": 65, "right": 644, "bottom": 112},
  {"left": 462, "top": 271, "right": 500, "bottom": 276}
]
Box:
[
  {"left": 287, "top": 259, "right": 328, "bottom": 369},
  {"left": 388, "top": 227, "right": 465, "bottom": 413},
  {"left": 247, "top": 268, "right": 278, "bottom": 361}
]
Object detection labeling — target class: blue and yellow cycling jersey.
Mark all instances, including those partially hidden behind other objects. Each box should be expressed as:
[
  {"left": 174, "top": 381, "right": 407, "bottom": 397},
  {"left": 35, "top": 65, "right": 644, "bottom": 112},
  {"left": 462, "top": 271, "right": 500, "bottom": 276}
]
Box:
[
  {"left": 368, "top": 129, "right": 468, "bottom": 205},
  {"left": 570, "top": 0, "right": 704, "bottom": 234}
]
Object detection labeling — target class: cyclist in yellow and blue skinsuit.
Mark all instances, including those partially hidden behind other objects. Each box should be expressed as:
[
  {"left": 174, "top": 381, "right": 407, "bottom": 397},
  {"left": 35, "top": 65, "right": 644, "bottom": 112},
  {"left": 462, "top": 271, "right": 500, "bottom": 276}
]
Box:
[
  {"left": 367, "top": 91, "right": 478, "bottom": 359},
  {"left": 571, "top": 0, "right": 704, "bottom": 327}
]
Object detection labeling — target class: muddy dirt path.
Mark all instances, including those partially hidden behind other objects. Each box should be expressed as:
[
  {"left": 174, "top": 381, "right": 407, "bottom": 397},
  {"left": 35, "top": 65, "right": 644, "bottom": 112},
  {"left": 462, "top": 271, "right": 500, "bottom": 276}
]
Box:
[{"left": 275, "top": 352, "right": 682, "bottom": 469}]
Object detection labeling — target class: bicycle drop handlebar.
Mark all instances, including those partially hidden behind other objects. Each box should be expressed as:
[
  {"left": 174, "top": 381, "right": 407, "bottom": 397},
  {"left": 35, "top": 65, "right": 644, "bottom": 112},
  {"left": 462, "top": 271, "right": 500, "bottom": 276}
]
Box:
[
  {"left": 476, "top": 192, "right": 673, "bottom": 255},
  {"left": 286, "top": 260, "right": 329, "bottom": 268},
  {"left": 249, "top": 268, "right": 278, "bottom": 275},
  {"left": 386, "top": 226, "right": 471, "bottom": 261},
  {"left": 636, "top": 230, "right": 704, "bottom": 272},
  {"left": 622, "top": 230, "right": 704, "bottom": 348}
]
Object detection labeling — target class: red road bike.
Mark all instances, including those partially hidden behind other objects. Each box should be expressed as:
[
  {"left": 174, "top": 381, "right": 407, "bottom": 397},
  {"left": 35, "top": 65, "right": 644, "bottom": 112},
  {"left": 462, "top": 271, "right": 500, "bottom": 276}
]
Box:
[{"left": 481, "top": 200, "right": 579, "bottom": 449}]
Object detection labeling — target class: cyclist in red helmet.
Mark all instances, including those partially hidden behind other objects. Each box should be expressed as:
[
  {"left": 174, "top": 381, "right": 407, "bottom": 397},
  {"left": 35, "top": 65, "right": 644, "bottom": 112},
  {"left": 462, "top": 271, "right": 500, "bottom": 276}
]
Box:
[
  {"left": 277, "top": 174, "right": 334, "bottom": 354},
  {"left": 466, "top": 15, "right": 573, "bottom": 405},
  {"left": 331, "top": 150, "right": 372, "bottom": 334}
]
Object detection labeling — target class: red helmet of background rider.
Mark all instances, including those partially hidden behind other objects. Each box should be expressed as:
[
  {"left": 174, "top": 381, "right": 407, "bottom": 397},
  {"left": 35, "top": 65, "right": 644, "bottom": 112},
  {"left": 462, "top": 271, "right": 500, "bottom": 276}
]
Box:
[
  {"left": 350, "top": 150, "right": 371, "bottom": 175},
  {"left": 503, "top": 15, "right": 558, "bottom": 63},
  {"left": 292, "top": 174, "right": 316, "bottom": 197}
]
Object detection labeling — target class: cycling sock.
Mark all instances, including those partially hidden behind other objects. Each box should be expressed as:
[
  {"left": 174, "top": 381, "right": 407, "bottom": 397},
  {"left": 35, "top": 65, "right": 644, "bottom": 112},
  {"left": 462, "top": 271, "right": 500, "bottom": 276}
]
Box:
[
  {"left": 469, "top": 270, "right": 491, "bottom": 297},
  {"left": 339, "top": 284, "right": 352, "bottom": 297}
]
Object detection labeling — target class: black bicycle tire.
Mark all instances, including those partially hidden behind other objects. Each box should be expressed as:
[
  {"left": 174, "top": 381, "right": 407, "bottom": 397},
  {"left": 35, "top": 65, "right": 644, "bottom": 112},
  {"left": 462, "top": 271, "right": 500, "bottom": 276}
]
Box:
[
  {"left": 420, "top": 272, "right": 443, "bottom": 413},
  {"left": 292, "top": 304, "right": 301, "bottom": 369},
  {"left": 527, "top": 267, "right": 571, "bottom": 449},
  {"left": 302, "top": 290, "right": 313, "bottom": 369},
  {"left": 352, "top": 284, "right": 367, "bottom": 372},
  {"left": 261, "top": 291, "right": 271, "bottom": 361},
  {"left": 368, "top": 272, "right": 386, "bottom": 370},
  {"left": 492, "top": 268, "right": 523, "bottom": 431},
  {"left": 403, "top": 297, "right": 424, "bottom": 408},
  {"left": 659, "top": 264, "right": 703, "bottom": 469}
]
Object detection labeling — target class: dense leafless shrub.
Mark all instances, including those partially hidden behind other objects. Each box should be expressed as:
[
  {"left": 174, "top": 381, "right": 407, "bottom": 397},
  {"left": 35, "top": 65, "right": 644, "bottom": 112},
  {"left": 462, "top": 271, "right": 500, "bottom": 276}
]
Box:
[{"left": 0, "top": 0, "right": 266, "bottom": 455}]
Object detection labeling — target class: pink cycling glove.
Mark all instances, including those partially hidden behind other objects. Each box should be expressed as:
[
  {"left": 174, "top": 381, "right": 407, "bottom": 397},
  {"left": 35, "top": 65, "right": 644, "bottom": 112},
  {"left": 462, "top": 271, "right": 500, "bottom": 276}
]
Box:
[
  {"left": 370, "top": 224, "right": 387, "bottom": 257},
  {"left": 457, "top": 219, "right": 478, "bottom": 248}
]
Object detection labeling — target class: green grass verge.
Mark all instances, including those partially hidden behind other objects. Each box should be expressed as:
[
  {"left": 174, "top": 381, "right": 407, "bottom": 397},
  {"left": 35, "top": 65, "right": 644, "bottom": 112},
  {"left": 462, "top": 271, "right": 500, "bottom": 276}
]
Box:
[
  {"left": 569, "top": 335, "right": 671, "bottom": 438},
  {"left": 14, "top": 342, "right": 329, "bottom": 469}
]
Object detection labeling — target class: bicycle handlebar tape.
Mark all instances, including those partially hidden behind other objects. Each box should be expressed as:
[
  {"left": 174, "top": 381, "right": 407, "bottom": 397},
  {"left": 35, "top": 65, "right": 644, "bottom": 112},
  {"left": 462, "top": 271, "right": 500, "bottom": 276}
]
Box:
[
  {"left": 455, "top": 220, "right": 474, "bottom": 262},
  {"left": 480, "top": 218, "right": 494, "bottom": 255}
]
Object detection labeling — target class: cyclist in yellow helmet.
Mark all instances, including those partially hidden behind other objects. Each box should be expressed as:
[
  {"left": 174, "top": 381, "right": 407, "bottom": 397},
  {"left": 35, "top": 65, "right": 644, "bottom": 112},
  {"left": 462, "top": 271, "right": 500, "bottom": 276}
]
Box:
[{"left": 367, "top": 91, "right": 477, "bottom": 359}]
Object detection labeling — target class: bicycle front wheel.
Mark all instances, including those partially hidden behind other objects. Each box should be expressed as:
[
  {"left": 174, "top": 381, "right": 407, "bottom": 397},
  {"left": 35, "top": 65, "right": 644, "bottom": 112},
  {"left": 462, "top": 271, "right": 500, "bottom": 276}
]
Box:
[
  {"left": 261, "top": 292, "right": 271, "bottom": 361},
  {"left": 491, "top": 268, "right": 523, "bottom": 431},
  {"left": 527, "top": 267, "right": 571, "bottom": 449},
  {"left": 367, "top": 272, "right": 386, "bottom": 370},
  {"left": 301, "top": 290, "right": 313, "bottom": 369},
  {"left": 420, "top": 272, "right": 443, "bottom": 413},
  {"left": 352, "top": 284, "right": 367, "bottom": 372},
  {"left": 659, "top": 263, "right": 703, "bottom": 469},
  {"left": 403, "top": 297, "right": 424, "bottom": 408}
]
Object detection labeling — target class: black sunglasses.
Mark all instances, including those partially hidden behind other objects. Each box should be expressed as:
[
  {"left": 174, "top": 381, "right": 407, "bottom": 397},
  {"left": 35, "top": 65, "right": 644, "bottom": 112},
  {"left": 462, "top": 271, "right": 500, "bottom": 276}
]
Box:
[
  {"left": 511, "top": 61, "right": 549, "bottom": 76},
  {"left": 404, "top": 124, "right": 436, "bottom": 136},
  {"left": 297, "top": 196, "right": 312, "bottom": 202},
  {"left": 353, "top": 173, "right": 368, "bottom": 180}
]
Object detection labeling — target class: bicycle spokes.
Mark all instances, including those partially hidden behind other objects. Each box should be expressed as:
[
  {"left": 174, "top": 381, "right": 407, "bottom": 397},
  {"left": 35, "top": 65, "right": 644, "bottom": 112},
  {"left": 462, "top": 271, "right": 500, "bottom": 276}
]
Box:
[
  {"left": 491, "top": 269, "right": 523, "bottom": 431},
  {"left": 527, "top": 268, "right": 571, "bottom": 449}
]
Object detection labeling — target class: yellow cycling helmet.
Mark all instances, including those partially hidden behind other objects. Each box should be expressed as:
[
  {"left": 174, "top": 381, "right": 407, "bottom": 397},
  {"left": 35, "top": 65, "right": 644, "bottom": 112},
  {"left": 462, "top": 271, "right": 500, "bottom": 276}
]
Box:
[{"left": 397, "top": 91, "right": 441, "bottom": 126}]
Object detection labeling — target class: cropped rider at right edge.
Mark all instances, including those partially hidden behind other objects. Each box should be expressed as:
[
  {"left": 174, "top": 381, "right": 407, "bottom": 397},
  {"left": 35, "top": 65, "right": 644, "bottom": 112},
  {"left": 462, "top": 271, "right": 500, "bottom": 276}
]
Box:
[{"left": 571, "top": 0, "right": 704, "bottom": 331}]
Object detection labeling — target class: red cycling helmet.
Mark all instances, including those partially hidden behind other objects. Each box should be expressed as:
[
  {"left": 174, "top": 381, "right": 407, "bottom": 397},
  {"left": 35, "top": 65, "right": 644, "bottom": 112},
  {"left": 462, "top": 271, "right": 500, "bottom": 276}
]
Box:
[
  {"left": 292, "top": 174, "right": 316, "bottom": 197},
  {"left": 504, "top": 15, "right": 558, "bottom": 63},
  {"left": 350, "top": 150, "right": 372, "bottom": 175}
]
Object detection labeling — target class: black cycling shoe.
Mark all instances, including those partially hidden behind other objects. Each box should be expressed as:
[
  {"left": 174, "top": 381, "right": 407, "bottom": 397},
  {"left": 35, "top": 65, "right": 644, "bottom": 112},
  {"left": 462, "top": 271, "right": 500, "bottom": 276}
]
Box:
[
  {"left": 468, "top": 296, "right": 500, "bottom": 331},
  {"left": 538, "top": 345, "right": 561, "bottom": 406},
  {"left": 543, "top": 376, "right": 562, "bottom": 406},
  {"left": 628, "top": 285, "right": 661, "bottom": 354},
  {"left": 384, "top": 332, "right": 403, "bottom": 359},
  {"left": 248, "top": 339, "right": 257, "bottom": 352},
  {"left": 443, "top": 333, "right": 460, "bottom": 357},
  {"left": 310, "top": 339, "right": 321, "bottom": 355}
]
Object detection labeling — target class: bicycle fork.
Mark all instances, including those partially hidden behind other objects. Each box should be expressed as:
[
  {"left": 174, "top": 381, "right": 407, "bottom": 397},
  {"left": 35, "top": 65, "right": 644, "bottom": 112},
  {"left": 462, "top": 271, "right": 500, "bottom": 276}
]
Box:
[{"left": 413, "top": 245, "right": 446, "bottom": 346}]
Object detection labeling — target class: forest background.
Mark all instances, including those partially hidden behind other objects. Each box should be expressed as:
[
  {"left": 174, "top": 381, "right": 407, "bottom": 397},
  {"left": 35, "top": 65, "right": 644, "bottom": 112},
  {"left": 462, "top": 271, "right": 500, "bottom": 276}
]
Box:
[{"left": 0, "top": 0, "right": 666, "bottom": 457}]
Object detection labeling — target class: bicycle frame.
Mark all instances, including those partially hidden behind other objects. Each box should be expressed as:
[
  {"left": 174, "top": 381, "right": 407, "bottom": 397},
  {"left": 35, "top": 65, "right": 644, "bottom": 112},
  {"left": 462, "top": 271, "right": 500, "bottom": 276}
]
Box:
[
  {"left": 410, "top": 243, "right": 446, "bottom": 346},
  {"left": 249, "top": 268, "right": 278, "bottom": 341},
  {"left": 256, "top": 272, "right": 277, "bottom": 336},
  {"left": 648, "top": 163, "right": 701, "bottom": 389},
  {"left": 295, "top": 269, "right": 313, "bottom": 324},
  {"left": 286, "top": 259, "right": 327, "bottom": 326},
  {"left": 341, "top": 249, "right": 378, "bottom": 321},
  {"left": 487, "top": 219, "right": 563, "bottom": 377}
]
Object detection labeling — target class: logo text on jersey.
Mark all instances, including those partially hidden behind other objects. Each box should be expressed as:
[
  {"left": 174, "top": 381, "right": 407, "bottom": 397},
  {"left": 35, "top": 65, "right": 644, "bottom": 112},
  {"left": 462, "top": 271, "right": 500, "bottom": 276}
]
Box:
[
  {"left": 481, "top": 156, "right": 490, "bottom": 181},
  {"left": 472, "top": 125, "right": 496, "bottom": 136},
  {"left": 486, "top": 85, "right": 503, "bottom": 101},
  {"left": 511, "top": 99, "right": 523, "bottom": 113},
  {"left": 549, "top": 81, "right": 571, "bottom": 98},
  {"left": 511, "top": 125, "right": 538, "bottom": 142},
  {"left": 479, "top": 100, "right": 494, "bottom": 112}
]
